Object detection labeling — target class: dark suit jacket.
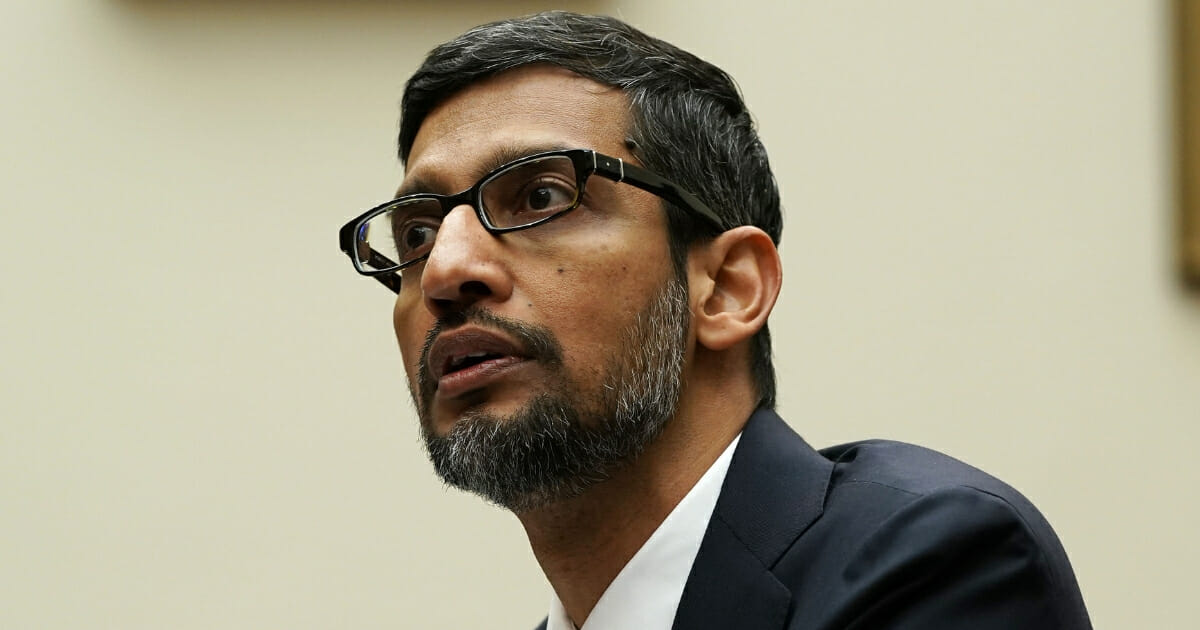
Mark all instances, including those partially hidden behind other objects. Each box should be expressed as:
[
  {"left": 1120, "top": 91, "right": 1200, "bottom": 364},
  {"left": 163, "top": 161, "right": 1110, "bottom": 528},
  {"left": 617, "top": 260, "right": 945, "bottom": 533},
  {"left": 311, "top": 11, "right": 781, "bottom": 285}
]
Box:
[{"left": 539, "top": 409, "right": 1092, "bottom": 629}]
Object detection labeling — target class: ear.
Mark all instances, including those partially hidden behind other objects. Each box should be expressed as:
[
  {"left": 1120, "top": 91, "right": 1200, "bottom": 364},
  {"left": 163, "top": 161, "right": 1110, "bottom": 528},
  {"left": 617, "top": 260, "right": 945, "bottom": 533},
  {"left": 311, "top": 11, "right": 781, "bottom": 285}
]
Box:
[{"left": 688, "top": 226, "right": 782, "bottom": 351}]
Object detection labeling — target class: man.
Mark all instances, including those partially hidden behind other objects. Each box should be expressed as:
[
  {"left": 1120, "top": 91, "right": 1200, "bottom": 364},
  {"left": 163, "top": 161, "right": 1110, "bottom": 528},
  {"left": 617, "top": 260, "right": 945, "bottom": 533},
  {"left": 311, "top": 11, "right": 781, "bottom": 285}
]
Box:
[{"left": 339, "top": 11, "right": 1092, "bottom": 629}]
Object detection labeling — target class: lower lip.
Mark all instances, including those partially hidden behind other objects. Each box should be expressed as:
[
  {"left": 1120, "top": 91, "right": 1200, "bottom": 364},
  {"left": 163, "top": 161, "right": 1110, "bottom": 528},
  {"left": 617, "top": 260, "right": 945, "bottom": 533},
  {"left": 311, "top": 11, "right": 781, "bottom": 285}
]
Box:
[{"left": 436, "top": 356, "right": 529, "bottom": 399}]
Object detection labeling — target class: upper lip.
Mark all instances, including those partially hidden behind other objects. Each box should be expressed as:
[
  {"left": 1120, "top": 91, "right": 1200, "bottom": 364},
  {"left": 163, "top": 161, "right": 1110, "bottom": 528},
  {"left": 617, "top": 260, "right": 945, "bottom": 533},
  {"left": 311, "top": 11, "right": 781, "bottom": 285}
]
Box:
[{"left": 426, "top": 327, "right": 528, "bottom": 382}]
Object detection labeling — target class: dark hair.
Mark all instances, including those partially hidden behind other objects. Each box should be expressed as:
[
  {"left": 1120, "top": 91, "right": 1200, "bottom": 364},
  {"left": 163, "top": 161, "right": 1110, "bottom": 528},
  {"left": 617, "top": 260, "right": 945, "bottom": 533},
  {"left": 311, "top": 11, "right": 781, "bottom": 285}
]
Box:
[{"left": 398, "top": 11, "right": 781, "bottom": 409}]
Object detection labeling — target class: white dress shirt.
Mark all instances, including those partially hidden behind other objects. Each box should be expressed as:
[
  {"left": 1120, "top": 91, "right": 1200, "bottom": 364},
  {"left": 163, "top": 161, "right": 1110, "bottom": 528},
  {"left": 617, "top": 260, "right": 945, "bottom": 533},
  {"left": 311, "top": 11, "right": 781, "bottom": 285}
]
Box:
[{"left": 546, "top": 434, "right": 742, "bottom": 630}]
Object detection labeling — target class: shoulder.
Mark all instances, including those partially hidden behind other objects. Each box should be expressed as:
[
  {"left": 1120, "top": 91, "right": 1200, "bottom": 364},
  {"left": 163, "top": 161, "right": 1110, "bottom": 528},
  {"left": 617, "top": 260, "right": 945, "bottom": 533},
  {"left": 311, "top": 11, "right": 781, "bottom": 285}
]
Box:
[
  {"left": 821, "top": 438, "right": 1016, "bottom": 492},
  {"left": 773, "top": 439, "right": 1091, "bottom": 628},
  {"left": 815, "top": 439, "right": 1061, "bottom": 554},
  {"left": 819, "top": 439, "right": 1041, "bottom": 513}
]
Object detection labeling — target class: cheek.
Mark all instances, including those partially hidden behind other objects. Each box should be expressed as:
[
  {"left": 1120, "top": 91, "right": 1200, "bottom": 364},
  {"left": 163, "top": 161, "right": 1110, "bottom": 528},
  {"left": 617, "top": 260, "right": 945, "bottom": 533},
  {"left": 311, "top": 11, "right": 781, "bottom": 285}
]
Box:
[
  {"left": 538, "top": 249, "right": 637, "bottom": 313},
  {"left": 538, "top": 257, "right": 652, "bottom": 372}
]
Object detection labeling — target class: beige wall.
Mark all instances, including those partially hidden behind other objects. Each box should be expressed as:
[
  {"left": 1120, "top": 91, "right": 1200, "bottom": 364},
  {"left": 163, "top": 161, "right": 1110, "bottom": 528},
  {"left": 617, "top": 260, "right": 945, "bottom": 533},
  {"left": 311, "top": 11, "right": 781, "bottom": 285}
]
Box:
[{"left": 2, "top": 1, "right": 1196, "bottom": 627}]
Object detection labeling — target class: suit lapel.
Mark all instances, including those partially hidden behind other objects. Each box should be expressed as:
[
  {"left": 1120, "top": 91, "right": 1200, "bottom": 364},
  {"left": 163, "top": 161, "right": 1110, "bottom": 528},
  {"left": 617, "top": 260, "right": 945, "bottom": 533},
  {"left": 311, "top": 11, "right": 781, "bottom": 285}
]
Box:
[{"left": 672, "top": 409, "right": 835, "bottom": 630}]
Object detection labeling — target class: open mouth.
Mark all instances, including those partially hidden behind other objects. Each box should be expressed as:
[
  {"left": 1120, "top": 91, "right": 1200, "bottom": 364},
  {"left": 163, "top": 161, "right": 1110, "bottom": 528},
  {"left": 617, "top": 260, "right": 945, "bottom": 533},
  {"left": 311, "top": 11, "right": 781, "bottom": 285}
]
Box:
[
  {"left": 427, "top": 328, "right": 529, "bottom": 385},
  {"left": 445, "top": 351, "right": 506, "bottom": 374}
]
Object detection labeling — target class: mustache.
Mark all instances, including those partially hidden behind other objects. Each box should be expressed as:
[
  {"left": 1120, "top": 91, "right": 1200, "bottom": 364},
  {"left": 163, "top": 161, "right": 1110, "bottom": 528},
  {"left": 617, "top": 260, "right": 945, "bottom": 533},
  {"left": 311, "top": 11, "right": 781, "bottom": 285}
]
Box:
[{"left": 416, "top": 307, "right": 565, "bottom": 397}]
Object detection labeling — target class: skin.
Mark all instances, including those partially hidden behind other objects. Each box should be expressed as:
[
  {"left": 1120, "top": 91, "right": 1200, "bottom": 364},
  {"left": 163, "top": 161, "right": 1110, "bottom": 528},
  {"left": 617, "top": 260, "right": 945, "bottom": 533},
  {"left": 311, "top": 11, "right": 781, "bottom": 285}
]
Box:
[{"left": 393, "top": 65, "right": 782, "bottom": 626}]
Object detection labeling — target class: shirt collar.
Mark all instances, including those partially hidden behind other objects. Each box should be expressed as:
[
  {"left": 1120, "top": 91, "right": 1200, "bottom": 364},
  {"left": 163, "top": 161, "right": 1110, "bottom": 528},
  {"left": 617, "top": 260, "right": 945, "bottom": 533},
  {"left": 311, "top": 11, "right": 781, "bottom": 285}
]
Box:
[{"left": 547, "top": 433, "right": 742, "bottom": 630}]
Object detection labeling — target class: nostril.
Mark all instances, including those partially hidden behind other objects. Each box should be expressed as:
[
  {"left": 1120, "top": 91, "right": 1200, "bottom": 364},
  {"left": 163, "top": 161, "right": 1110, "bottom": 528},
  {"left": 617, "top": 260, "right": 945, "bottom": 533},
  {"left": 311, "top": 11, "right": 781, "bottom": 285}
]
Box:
[
  {"left": 427, "top": 279, "right": 494, "bottom": 316},
  {"left": 459, "top": 280, "right": 493, "bottom": 299}
]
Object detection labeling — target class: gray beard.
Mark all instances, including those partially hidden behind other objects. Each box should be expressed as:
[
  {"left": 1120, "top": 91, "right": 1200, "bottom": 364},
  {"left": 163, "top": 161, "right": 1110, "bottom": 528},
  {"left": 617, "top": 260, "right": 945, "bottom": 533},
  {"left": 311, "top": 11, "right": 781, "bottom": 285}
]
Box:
[{"left": 417, "top": 275, "right": 690, "bottom": 512}]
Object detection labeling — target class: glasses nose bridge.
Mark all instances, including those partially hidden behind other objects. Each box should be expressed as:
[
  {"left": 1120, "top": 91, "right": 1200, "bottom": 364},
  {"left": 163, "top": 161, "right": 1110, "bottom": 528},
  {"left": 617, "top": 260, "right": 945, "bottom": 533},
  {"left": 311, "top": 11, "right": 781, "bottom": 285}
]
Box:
[
  {"left": 437, "top": 186, "right": 483, "bottom": 221},
  {"left": 429, "top": 185, "right": 493, "bottom": 253},
  {"left": 434, "top": 186, "right": 493, "bottom": 239}
]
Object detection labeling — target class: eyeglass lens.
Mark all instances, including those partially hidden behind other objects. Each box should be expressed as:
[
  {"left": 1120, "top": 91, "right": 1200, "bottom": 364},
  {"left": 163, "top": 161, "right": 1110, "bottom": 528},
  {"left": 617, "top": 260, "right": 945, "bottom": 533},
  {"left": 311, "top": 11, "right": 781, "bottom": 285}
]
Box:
[{"left": 356, "top": 154, "right": 582, "bottom": 273}]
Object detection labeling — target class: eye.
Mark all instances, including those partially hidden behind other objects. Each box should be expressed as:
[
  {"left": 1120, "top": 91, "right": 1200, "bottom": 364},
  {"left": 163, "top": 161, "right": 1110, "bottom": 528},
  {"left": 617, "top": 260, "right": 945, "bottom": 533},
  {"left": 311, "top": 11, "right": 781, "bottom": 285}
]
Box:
[
  {"left": 516, "top": 177, "right": 576, "bottom": 214},
  {"left": 481, "top": 156, "right": 581, "bottom": 227},
  {"left": 391, "top": 215, "right": 439, "bottom": 260}
]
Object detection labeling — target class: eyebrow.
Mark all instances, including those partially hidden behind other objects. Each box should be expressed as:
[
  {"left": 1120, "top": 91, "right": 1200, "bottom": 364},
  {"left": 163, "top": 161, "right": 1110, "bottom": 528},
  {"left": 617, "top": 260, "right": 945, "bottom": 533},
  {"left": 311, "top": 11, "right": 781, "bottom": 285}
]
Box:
[{"left": 394, "top": 141, "right": 576, "bottom": 199}]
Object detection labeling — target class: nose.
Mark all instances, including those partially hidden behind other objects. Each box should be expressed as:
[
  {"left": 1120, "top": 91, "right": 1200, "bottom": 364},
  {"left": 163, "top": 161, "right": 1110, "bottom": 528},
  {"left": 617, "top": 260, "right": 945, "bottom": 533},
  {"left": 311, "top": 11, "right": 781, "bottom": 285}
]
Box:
[{"left": 419, "top": 203, "right": 514, "bottom": 317}]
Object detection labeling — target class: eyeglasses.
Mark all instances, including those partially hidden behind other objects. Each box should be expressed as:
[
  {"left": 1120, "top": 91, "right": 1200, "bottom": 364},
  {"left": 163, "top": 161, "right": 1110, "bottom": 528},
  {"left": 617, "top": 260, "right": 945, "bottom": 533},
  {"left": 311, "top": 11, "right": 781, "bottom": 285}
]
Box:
[{"left": 339, "top": 148, "right": 726, "bottom": 293}]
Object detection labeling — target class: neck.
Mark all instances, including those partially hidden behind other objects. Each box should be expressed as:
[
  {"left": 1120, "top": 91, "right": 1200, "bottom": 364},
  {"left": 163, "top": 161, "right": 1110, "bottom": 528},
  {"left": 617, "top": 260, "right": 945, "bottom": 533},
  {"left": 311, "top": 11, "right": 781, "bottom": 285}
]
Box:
[{"left": 517, "top": 381, "right": 755, "bottom": 627}]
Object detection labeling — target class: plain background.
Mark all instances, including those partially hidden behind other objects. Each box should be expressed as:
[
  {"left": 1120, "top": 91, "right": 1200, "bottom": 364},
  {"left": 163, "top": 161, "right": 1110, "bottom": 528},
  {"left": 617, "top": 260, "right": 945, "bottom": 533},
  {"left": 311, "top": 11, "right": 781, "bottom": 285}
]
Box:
[{"left": 3, "top": 1, "right": 1197, "bottom": 627}]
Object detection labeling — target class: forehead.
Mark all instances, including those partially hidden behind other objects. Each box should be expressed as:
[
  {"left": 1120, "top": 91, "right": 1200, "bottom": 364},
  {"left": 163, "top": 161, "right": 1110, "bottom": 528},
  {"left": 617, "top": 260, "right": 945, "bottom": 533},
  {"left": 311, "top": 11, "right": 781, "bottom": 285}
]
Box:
[{"left": 402, "top": 66, "right": 633, "bottom": 193}]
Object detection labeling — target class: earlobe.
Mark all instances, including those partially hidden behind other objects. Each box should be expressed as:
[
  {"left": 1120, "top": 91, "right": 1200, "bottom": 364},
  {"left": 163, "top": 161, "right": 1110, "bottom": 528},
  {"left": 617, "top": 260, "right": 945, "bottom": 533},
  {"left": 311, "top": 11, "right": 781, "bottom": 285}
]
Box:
[{"left": 690, "top": 227, "right": 782, "bottom": 351}]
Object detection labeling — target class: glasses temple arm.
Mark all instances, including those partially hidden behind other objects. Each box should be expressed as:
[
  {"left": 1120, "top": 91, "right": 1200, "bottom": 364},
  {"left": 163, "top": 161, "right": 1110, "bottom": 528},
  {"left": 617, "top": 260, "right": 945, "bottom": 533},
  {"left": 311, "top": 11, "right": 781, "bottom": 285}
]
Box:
[{"left": 595, "top": 157, "right": 728, "bottom": 232}]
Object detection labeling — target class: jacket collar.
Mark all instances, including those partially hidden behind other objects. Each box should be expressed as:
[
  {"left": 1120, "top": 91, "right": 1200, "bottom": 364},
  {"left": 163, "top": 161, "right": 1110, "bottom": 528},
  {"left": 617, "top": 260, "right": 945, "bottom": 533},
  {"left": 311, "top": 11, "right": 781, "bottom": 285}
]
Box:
[{"left": 671, "top": 408, "right": 834, "bottom": 630}]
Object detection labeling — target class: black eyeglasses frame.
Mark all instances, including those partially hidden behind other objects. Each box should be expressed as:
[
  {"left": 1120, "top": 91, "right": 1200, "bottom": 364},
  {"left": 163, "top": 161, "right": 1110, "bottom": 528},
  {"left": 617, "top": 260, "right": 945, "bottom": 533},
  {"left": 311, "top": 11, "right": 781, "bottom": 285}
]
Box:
[{"left": 338, "top": 148, "right": 727, "bottom": 294}]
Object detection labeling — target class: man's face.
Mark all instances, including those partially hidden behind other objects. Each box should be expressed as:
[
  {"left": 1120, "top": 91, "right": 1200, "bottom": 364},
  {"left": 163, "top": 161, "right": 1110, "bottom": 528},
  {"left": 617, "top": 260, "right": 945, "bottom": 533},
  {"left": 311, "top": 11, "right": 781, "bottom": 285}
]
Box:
[{"left": 392, "top": 66, "right": 692, "bottom": 510}]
